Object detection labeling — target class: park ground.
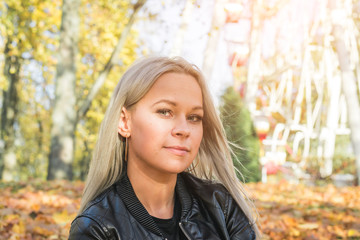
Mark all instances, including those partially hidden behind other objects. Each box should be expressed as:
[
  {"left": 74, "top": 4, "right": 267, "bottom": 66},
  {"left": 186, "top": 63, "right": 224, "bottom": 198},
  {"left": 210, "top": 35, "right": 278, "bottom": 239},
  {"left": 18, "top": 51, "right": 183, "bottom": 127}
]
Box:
[{"left": 0, "top": 179, "right": 359, "bottom": 240}]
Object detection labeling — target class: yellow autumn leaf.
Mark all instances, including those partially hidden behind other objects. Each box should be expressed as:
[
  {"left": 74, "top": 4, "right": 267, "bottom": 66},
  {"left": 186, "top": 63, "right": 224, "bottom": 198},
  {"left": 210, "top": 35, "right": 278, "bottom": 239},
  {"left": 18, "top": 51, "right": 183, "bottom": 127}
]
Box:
[
  {"left": 31, "top": 202, "right": 41, "bottom": 212},
  {"left": 33, "top": 226, "right": 54, "bottom": 237},
  {"left": 289, "top": 227, "right": 300, "bottom": 237},
  {"left": 5, "top": 214, "right": 19, "bottom": 221},
  {"left": 12, "top": 220, "right": 25, "bottom": 234},
  {"left": 348, "top": 229, "right": 360, "bottom": 237},
  {"left": 53, "top": 209, "right": 76, "bottom": 225}
]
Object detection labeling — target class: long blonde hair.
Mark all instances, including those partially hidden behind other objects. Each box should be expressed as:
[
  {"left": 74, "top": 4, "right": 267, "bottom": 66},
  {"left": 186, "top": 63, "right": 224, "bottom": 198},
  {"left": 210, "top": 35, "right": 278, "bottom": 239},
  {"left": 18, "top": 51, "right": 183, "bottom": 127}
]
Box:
[{"left": 80, "top": 56, "right": 260, "bottom": 238}]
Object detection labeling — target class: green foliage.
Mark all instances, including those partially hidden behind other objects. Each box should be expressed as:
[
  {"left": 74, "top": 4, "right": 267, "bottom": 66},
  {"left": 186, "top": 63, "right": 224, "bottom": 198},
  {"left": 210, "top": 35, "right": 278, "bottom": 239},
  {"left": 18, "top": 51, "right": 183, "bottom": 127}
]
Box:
[
  {"left": 0, "top": 0, "right": 139, "bottom": 180},
  {"left": 72, "top": 1, "right": 139, "bottom": 180},
  {"left": 0, "top": 0, "right": 60, "bottom": 180},
  {"left": 220, "top": 87, "right": 261, "bottom": 183}
]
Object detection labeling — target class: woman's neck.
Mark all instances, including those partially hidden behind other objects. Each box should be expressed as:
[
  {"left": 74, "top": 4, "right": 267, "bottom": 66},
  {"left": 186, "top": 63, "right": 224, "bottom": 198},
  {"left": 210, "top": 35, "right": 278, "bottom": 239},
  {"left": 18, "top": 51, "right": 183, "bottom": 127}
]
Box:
[{"left": 127, "top": 162, "right": 177, "bottom": 219}]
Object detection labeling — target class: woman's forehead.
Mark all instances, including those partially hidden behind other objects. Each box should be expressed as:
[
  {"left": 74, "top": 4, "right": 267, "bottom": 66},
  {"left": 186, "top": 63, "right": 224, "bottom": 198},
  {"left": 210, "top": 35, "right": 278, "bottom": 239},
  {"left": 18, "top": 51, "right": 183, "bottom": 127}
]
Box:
[{"left": 140, "top": 72, "right": 203, "bottom": 107}]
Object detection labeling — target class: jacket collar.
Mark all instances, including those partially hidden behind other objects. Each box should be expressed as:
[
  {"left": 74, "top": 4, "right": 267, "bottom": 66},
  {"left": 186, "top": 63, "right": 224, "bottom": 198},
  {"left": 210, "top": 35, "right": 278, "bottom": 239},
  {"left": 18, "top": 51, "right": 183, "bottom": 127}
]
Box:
[{"left": 116, "top": 172, "right": 193, "bottom": 237}]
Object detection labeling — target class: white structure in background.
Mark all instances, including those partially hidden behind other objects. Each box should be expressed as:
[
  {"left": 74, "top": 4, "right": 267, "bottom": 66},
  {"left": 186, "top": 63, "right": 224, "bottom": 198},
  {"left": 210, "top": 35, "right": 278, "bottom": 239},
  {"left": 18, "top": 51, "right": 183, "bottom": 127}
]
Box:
[{"left": 224, "top": 0, "right": 356, "bottom": 182}]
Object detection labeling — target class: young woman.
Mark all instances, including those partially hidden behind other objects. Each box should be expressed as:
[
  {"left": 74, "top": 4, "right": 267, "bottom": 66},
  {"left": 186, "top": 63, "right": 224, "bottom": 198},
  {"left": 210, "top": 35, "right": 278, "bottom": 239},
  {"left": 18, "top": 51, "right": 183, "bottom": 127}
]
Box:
[{"left": 69, "top": 56, "right": 260, "bottom": 239}]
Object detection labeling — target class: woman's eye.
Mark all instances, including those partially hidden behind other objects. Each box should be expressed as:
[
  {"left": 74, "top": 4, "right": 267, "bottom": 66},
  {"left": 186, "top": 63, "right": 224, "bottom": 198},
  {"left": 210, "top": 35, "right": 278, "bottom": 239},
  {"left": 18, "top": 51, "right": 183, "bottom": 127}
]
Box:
[
  {"left": 188, "top": 115, "right": 203, "bottom": 122},
  {"left": 157, "top": 109, "right": 172, "bottom": 117}
]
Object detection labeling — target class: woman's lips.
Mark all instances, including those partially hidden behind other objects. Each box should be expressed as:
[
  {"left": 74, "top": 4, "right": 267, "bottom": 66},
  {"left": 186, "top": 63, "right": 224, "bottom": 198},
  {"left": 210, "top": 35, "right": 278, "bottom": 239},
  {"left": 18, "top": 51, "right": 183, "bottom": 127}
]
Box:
[{"left": 164, "top": 146, "right": 190, "bottom": 156}]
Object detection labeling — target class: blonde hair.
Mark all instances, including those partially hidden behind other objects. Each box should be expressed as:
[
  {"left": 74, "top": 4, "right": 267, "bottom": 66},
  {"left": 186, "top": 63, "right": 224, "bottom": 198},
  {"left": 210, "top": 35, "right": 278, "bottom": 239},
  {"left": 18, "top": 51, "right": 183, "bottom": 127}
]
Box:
[{"left": 80, "top": 56, "right": 260, "bottom": 238}]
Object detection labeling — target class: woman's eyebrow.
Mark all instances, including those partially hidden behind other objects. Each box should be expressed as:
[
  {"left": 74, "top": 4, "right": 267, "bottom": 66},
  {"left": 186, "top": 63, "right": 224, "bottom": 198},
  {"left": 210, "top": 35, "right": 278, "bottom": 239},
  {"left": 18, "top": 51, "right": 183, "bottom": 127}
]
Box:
[
  {"left": 152, "top": 99, "right": 177, "bottom": 107},
  {"left": 192, "top": 106, "right": 204, "bottom": 111},
  {"left": 152, "top": 99, "right": 203, "bottom": 111}
]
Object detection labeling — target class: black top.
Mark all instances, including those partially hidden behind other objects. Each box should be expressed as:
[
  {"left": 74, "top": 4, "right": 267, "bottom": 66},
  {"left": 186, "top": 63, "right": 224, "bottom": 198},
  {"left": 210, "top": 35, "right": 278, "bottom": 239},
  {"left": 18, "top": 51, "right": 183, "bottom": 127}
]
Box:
[
  {"left": 69, "top": 172, "right": 256, "bottom": 240},
  {"left": 152, "top": 194, "right": 181, "bottom": 239}
]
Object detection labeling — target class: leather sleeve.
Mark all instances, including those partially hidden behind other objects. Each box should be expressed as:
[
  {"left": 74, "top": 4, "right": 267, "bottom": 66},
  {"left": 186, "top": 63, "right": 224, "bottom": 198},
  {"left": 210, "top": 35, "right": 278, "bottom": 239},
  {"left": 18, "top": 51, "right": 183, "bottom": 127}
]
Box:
[
  {"left": 68, "top": 216, "right": 110, "bottom": 240},
  {"left": 225, "top": 193, "right": 256, "bottom": 240}
]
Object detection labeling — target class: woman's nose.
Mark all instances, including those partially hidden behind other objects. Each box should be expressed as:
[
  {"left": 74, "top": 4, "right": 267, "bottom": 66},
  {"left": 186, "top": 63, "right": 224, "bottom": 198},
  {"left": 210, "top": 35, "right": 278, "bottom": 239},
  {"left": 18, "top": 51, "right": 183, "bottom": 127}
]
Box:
[{"left": 171, "top": 117, "right": 190, "bottom": 137}]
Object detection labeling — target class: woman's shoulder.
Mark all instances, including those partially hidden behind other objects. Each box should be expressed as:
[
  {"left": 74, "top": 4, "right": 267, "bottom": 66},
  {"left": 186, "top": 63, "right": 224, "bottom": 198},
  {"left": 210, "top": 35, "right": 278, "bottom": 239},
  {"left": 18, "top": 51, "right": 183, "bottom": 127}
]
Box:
[
  {"left": 75, "top": 182, "right": 127, "bottom": 222},
  {"left": 81, "top": 184, "right": 119, "bottom": 215},
  {"left": 69, "top": 185, "right": 119, "bottom": 239},
  {"left": 69, "top": 183, "right": 129, "bottom": 239}
]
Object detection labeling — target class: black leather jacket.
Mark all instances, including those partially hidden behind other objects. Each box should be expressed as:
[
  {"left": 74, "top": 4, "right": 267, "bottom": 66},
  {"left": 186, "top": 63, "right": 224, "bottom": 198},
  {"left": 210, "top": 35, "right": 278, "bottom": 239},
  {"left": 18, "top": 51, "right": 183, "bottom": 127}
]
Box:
[{"left": 69, "top": 172, "right": 255, "bottom": 240}]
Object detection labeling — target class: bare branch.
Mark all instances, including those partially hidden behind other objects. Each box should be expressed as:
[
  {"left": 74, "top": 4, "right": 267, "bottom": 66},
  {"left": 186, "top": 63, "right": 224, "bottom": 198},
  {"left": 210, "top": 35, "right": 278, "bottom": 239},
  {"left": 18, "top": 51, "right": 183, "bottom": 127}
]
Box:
[{"left": 77, "top": 0, "right": 146, "bottom": 119}]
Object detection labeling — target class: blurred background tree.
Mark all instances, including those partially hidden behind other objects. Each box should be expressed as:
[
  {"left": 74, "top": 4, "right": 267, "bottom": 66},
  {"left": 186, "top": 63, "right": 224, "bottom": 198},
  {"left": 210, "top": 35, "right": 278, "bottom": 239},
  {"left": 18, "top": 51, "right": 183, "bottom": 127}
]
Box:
[
  {"left": 47, "top": 0, "right": 146, "bottom": 180},
  {"left": 220, "top": 86, "right": 261, "bottom": 183},
  {"left": 0, "top": 0, "right": 144, "bottom": 181},
  {"left": 0, "top": 0, "right": 61, "bottom": 181}
]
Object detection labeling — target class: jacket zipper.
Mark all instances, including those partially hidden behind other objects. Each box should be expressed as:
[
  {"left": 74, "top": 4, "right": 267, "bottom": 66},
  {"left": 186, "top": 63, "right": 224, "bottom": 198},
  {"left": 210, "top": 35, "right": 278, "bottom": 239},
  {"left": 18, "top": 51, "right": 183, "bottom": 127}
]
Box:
[{"left": 179, "top": 222, "right": 191, "bottom": 240}]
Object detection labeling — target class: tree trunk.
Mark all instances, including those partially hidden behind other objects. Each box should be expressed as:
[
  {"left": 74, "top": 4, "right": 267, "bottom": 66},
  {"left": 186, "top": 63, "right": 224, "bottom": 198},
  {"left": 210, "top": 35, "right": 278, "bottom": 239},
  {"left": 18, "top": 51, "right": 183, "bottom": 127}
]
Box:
[
  {"left": 169, "top": 0, "right": 194, "bottom": 57},
  {"left": 47, "top": 0, "right": 81, "bottom": 180},
  {"left": 48, "top": 0, "right": 146, "bottom": 180},
  {"left": 320, "top": 74, "right": 341, "bottom": 177},
  {"left": 245, "top": 0, "right": 262, "bottom": 113},
  {"left": 331, "top": 0, "right": 360, "bottom": 185},
  {"left": 0, "top": 38, "right": 21, "bottom": 181},
  {"left": 202, "top": 0, "right": 227, "bottom": 82}
]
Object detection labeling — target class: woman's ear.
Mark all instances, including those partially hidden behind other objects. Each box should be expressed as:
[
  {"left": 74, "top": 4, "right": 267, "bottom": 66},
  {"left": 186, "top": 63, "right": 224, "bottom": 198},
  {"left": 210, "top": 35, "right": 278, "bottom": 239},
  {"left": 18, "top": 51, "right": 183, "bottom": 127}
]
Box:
[{"left": 118, "top": 107, "right": 131, "bottom": 138}]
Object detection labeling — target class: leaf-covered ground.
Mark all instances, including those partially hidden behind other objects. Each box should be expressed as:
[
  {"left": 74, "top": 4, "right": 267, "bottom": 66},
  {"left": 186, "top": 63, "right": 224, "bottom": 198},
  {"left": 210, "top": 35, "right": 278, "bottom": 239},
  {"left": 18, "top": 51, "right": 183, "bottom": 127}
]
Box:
[
  {"left": 0, "top": 180, "right": 359, "bottom": 239},
  {"left": 248, "top": 181, "right": 360, "bottom": 239}
]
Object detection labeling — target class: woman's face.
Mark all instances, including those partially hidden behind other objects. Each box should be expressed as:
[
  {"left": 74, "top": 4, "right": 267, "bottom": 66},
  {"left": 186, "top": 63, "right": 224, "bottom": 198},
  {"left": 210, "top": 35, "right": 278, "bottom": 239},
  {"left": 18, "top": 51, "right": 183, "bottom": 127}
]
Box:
[{"left": 125, "top": 72, "right": 204, "bottom": 176}]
